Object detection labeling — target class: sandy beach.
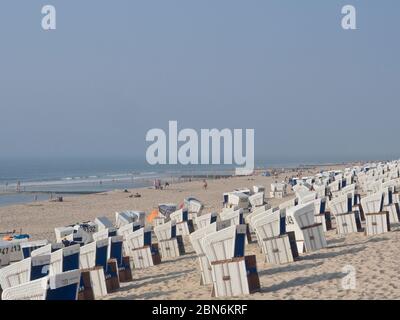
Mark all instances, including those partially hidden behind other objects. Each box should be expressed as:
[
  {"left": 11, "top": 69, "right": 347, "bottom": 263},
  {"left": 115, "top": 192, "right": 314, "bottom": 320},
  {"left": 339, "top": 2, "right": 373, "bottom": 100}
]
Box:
[{"left": 1, "top": 163, "right": 399, "bottom": 300}]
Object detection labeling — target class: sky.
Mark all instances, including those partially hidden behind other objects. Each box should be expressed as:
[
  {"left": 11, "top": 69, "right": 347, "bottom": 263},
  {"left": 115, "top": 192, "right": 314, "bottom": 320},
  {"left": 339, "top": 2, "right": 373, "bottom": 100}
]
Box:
[{"left": 0, "top": 0, "right": 399, "bottom": 165}]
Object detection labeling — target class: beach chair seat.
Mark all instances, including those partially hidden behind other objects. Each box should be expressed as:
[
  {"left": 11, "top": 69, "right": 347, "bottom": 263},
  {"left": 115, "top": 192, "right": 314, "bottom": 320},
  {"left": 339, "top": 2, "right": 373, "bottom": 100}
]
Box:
[
  {"left": 130, "top": 245, "right": 161, "bottom": 269},
  {"left": 54, "top": 226, "right": 75, "bottom": 243},
  {"left": 154, "top": 221, "right": 185, "bottom": 259},
  {"left": 79, "top": 241, "right": 107, "bottom": 299},
  {"left": 364, "top": 212, "right": 391, "bottom": 236},
  {"left": 195, "top": 212, "right": 218, "bottom": 229},
  {"left": 361, "top": 192, "right": 390, "bottom": 236},
  {"left": 153, "top": 216, "right": 166, "bottom": 226},
  {"left": 184, "top": 197, "right": 203, "bottom": 215},
  {"left": 2, "top": 239, "right": 27, "bottom": 263},
  {"left": 253, "top": 185, "right": 265, "bottom": 193},
  {"left": 301, "top": 223, "right": 327, "bottom": 252},
  {"left": 227, "top": 192, "right": 249, "bottom": 210},
  {"left": 202, "top": 225, "right": 259, "bottom": 297},
  {"left": 20, "top": 240, "right": 49, "bottom": 259},
  {"left": 109, "top": 236, "right": 132, "bottom": 282},
  {"left": 382, "top": 203, "right": 400, "bottom": 224},
  {"left": 335, "top": 212, "right": 363, "bottom": 234},
  {"left": 175, "top": 220, "right": 195, "bottom": 236},
  {"left": 94, "top": 217, "right": 117, "bottom": 236},
  {"left": 210, "top": 255, "right": 260, "bottom": 297},
  {"left": 0, "top": 254, "right": 51, "bottom": 293},
  {"left": 220, "top": 208, "right": 244, "bottom": 226},
  {"left": 0, "top": 242, "right": 12, "bottom": 267},
  {"left": 381, "top": 187, "right": 400, "bottom": 224},
  {"left": 189, "top": 221, "right": 230, "bottom": 285},
  {"left": 79, "top": 239, "right": 119, "bottom": 298},
  {"left": 1, "top": 270, "right": 81, "bottom": 300},
  {"left": 253, "top": 210, "right": 298, "bottom": 264},
  {"left": 158, "top": 237, "right": 185, "bottom": 259},
  {"left": 284, "top": 202, "right": 316, "bottom": 253},
  {"left": 262, "top": 233, "right": 298, "bottom": 265},
  {"left": 249, "top": 192, "right": 264, "bottom": 208},
  {"left": 311, "top": 198, "right": 332, "bottom": 232},
  {"left": 170, "top": 209, "right": 194, "bottom": 236},
  {"left": 73, "top": 222, "right": 98, "bottom": 244},
  {"left": 115, "top": 211, "right": 146, "bottom": 228}
]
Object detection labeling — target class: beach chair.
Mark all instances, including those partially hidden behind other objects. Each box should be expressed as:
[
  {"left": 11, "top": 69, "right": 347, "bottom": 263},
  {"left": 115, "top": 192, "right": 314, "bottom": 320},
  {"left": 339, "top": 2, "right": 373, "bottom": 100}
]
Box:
[
  {"left": 74, "top": 222, "right": 99, "bottom": 244},
  {"left": 125, "top": 227, "right": 161, "bottom": 269},
  {"left": 93, "top": 228, "right": 112, "bottom": 241},
  {"left": 154, "top": 221, "right": 185, "bottom": 259},
  {"left": 0, "top": 254, "right": 51, "bottom": 291},
  {"left": 249, "top": 192, "right": 265, "bottom": 208},
  {"left": 184, "top": 197, "right": 203, "bottom": 221},
  {"left": 382, "top": 187, "right": 400, "bottom": 224},
  {"left": 0, "top": 239, "right": 28, "bottom": 263},
  {"left": 202, "top": 225, "right": 260, "bottom": 297},
  {"left": 313, "top": 184, "right": 327, "bottom": 198},
  {"left": 115, "top": 211, "right": 146, "bottom": 228},
  {"left": 220, "top": 208, "right": 251, "bottom": 242},
  {"left": 169, "top": 208, "right": 194, "bottom": 236},
  {"left": 227, "top": 192, "right": 249, "bottom": 210},
  {"left": 79, "top": 239, "right": 119, "bottom": 298},
  {"left": 287, "top": 203, "right": 327, "bottom": 253},
  {"left": 270, "top": 183, "right": 287, "bottom": 198},
  {"left": 94, "top": 217, "right": 117, "bottom": 236},
  {"left": 220, "top": 208, "right": 244, "bottom": 226},
  {"left": 20, "top": 240, "right": 49, "bottom": 259},
  {"left": 195, "top": 212, "right": 218, "bottom": 229},
  {"left": 189, "top": 221, "right": 230, "bottom": 285},
  {"left": 361, "top": 192, "right": 390, "bottom": 236},
  {"left": 54, "top": 226, "right": 75, "bottom": 243},
  {"left": 0, "top": 242, "right": 12, "bottom": 267},
  {"left": 311, "top": 198, "right": 332, "bottom": 231},
  {"left": 330, "top": 193, "right": 362, "bottom": 235},
  {"left": 253, "top": 185, "right": 265, "bottom": 193},
  {"left": 253, "top": 211, "right": 298, "bottom": 265},
  {"left": 1, "top": 270, "right": 81, "bottom": 300},
  {"left": 109, "top": 235, "right": 133, "bottom": 282},
  {"left": 245, "top": 205, "right": 272, "bottom": 230},
  {"left": 250, "top": 207, "right": 279, "bottom": 243},
  {"left": 298, "top": 191, "right": 317, "bottom": 205},
  {"left": 50, "top": 244, "right": 80, "bottom": 275}
]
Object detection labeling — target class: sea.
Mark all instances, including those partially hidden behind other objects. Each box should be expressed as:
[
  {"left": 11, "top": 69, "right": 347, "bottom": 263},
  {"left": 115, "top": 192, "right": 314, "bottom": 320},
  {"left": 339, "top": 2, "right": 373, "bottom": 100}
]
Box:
[
  {"left": 0, "top": 158, "right": 238, "bottom": 207},
  {"left": 0, "top": 155, "right": 368, "bottom": 207}
]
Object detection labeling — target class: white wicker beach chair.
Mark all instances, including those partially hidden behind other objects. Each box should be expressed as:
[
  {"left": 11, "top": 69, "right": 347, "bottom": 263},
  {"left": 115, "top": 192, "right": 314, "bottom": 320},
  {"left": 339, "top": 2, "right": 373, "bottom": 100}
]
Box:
[
  {"left": 115, "top": 211, "right": 146, "bottom": 228},
  {"left": 361, "top": 192, "right": 389, "bottom": 236},
  {"left": 249, "top": 192, "right": 265, "bottom": 208},
  {"left": 125, "top": 227, "right": 161, "bottom": 269},
  {"left": 0, "top": 254, "right": 51, "bottom": 291},
  {"left": 154, "top": 221, "right": 185, "bottom": 259},
  {"left": 170, "top": 208, "right": 194, "bottom": 236},
  {"left": 1, "top": 270, "right": 81, "bottom": 300},
  {"left": 195, "top": 212, "right": 218, "bottom": 229},
  {"left": 201, "top": 225, "right": 259, "bottom": 297},
  {"left": 189, "top": 223, "right": 221, "bottom": 285}
]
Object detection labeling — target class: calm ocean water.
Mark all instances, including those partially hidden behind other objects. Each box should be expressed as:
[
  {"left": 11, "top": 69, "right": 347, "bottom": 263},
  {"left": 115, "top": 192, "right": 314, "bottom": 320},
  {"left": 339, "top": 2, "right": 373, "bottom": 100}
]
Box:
[
  {"left": 0, "top": 158, "right": 236, "bottom": 207},
  {"left": 0, "top": 155, "right": 364, "bottom": 207}
]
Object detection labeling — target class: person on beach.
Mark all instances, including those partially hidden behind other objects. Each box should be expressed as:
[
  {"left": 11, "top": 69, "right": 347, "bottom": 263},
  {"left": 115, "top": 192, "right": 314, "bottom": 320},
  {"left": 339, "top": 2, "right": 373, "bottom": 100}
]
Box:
[
  {"left": 165, "top": 181, "right": 169, "bottom": 189},
  {"left": 203, "top": 179, "right": 208, "bottom": 190}
]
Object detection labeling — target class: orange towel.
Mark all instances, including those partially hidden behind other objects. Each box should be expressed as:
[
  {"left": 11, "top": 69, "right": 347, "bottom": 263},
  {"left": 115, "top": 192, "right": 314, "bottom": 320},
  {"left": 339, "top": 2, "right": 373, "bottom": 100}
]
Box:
[{"left": 147, "top": 209, "right": 159, "bottom": 223}]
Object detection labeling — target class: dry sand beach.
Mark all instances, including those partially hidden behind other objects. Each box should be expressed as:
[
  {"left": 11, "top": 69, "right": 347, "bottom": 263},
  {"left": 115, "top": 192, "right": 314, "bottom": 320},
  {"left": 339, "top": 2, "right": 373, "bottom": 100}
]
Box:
[{"left": 1, "top": 163, "right": 399, "bottom": 300}]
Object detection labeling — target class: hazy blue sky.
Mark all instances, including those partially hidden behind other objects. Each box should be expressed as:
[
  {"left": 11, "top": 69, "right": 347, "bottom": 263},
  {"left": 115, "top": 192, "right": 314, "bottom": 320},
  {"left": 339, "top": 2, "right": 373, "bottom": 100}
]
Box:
[{"left": 0, "top": 0, "right": 399, "bottom": 164}]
